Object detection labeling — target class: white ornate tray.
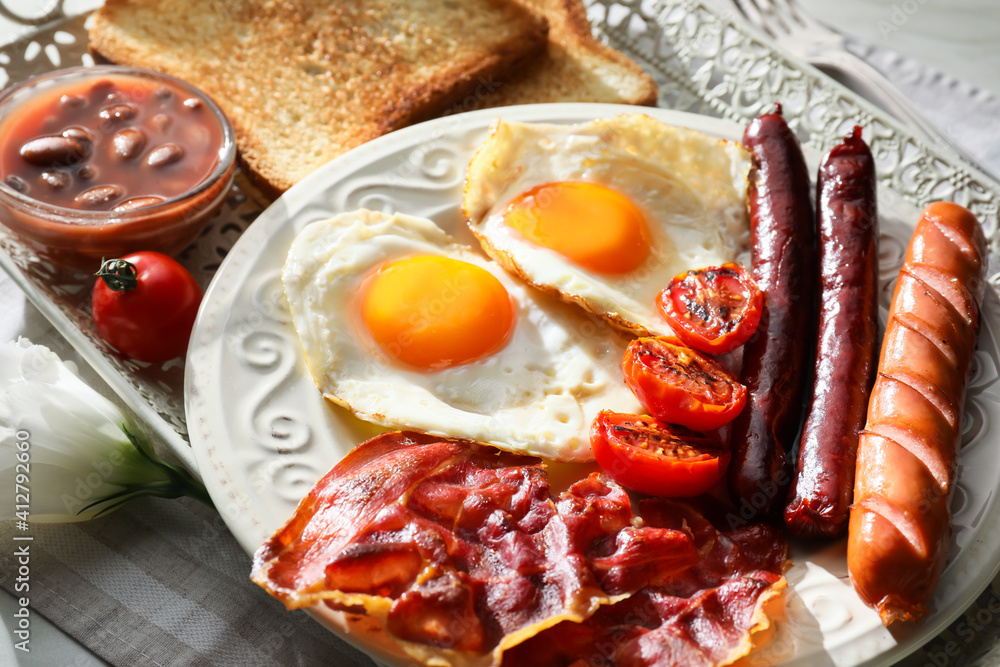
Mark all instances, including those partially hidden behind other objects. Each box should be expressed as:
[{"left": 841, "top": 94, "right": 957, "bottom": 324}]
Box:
[
  {"left": 3, "top": 2, "right": 1000, "bottom": 665},
  {"left": 1, "top": 1, "right": 997, "bottom": 473}
]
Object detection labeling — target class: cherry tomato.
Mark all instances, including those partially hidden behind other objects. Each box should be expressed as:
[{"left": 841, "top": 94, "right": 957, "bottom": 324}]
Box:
[
  {"left": 590, "top": 411, "right": 730, "bottom": 497},
  {"left": 91, "top": 252, "right": 202, "bottom": 362},
  {"left": 622, "top": 337, "right": 746, "bottom": 431},
  {"left": 656, "top": 263, "right": 763, "bottom": 354}
]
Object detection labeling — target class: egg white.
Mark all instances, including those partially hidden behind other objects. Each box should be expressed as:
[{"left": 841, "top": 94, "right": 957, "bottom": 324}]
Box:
[
  {"left": 462, "top": 114, "right": 753, "bottom": 336},
  {"left": 282, "top": 209, "right": 642, "bottom": 462}
]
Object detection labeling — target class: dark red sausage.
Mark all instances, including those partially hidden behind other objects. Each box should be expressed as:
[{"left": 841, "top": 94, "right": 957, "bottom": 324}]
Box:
[
  {"left": 784, "top": 126, "right": 879, "bottom": 538},
  {"left": 727, "top": 105, "right": 817, "bottom": 519}
]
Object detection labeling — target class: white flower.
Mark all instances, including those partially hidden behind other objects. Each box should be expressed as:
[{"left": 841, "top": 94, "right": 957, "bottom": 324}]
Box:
[{"left": 0, "top": 338, "right": 209, "bottom": 522}]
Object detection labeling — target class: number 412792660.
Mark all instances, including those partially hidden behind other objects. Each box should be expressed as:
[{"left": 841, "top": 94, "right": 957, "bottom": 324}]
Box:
[{"left": 14, "top": 430, "right": 30, "bottom": 523}]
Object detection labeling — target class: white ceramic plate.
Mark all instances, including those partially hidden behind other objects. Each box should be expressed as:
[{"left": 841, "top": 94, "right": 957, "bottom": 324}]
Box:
[{"left": 184, "top": 103, "right": 1000, "bottom": 667}]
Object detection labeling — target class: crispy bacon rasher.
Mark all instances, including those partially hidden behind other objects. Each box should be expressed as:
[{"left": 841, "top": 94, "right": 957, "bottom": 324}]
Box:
[
  {"left": 251, "top": 431, "right": 787, "bottom": 666},
  {"left": 504, "top": 500, "right": 787, "bottom": 666}
]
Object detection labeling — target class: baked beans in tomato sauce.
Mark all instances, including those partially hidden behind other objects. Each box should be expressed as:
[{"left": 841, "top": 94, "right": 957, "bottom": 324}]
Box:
[{"left": 1, "top": 75, "right": 224, "bottom": 211}]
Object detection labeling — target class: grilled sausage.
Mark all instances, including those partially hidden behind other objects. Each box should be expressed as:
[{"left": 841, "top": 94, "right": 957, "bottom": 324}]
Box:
[
  {"left": 784, "top": 126, "right": 879, "bottom": 538},
  {"left": 847, "top": 202, "right": 987, "bottom": 625},
  {"left": 728, "top": 105, "right": 817, "bottom": 519}
]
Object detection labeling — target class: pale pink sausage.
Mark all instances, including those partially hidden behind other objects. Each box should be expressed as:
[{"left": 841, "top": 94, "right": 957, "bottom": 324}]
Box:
[{"left": 847, "top": 202, "right": 987, "bottom": 625}]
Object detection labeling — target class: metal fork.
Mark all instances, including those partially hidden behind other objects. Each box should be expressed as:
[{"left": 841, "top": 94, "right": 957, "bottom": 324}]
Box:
[{"left": 727, "top": 0, "right": 991, "bottom": 176}]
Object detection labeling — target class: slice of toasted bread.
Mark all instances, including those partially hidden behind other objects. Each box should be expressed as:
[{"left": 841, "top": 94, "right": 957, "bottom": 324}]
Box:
[
  {"left": 89, "top": 0, "right": 548, "bottom": 197},
  {"left": 465, "top": 0, "right": 658, "bottom": 109}
]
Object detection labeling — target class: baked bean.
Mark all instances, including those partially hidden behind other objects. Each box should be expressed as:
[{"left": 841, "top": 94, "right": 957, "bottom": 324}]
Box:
[
  {"left": 113, "top": 195, "right": 164, "bottom": 212},
  {"left": 113, "top": 128, "right": 146, "bottom": 160},
  {"left": 89, "top": 79, "right": 115, "bottom": 94},
  {"left": 99, "top": 104, "right": 137, "bottom": 122},
  {"left": 151, "top": 114, "right": 172, "bottom": 132},
  {"left": 5, "top": 175, "right": 27, "bottom": 193},
  {"left": 74, "top": 184, "right": 123, "bottom": 208},
  {"left": 41, "top": 170, "right": 70, "bottom": 189},
  {"left": 147, "top": 143, "right": 185, "bottom": 167},
  {"left": 60, "top": 94, "right": 85, "bottom": 109},
  {"left": 61, "top": 126, "right": 92, "bottom": 145},
  {"left": 20, "top": 135, "right": 87, "bottom": 166}
]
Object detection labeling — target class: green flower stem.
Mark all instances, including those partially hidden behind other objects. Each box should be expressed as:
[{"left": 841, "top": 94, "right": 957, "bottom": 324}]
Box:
[{"left": 78, "top": 424, "right": 214, "bottom": 517}]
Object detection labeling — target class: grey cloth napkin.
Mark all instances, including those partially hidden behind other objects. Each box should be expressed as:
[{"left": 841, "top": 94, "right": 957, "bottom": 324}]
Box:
[
  {"left": 0, "top": 497, "right": 376, "bottom": 667},
  {"left": 0, "top": 496, "right": 377, "bottom": 667},
  {"left": 3, "top": 24, "right": 1000, "bottom": 667},
  {"left": 846, "top": 40, "right": 1000, "bottom": 174}
]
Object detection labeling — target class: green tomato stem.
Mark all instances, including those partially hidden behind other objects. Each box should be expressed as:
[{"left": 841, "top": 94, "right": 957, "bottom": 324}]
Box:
[{"left": 95, "top": 258, "right": 139, "bottom": 292}]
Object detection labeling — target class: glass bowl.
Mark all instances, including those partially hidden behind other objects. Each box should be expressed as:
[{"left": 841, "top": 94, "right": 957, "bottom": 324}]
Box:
[{"left": 0, "top": 65, "right": 236, "bottom": 271}]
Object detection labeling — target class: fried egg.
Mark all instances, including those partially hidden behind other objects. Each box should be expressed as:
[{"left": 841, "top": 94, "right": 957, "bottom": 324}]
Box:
[
  {"left": 282, "top": 209, "right": 641, "bottom": 462},
  {"left": 462, "top": 114, "right": 753, "bottom": 336}
]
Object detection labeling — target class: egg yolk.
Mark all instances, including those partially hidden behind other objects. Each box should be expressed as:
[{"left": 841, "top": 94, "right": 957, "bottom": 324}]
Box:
[
  {"left": 502, "top": 181, "right": 651, "bottom": 275},
  {"left": 359, "top": 255, "right": 515, "bottom": 371}
]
